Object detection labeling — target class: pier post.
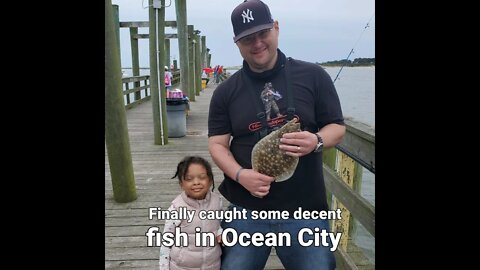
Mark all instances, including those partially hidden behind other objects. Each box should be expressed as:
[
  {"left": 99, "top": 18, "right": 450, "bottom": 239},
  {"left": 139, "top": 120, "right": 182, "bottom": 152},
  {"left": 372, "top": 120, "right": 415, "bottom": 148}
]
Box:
[
  {"left": 194, "top": 30, "right": 201, "bottom": 95},
  {"left": 112, "top": 5, "right": 122, "bottom": 69},
  {"left": 332, "top": 152, "right": 362, "bottom": 250},
  {"left": 201, "top": 36, "right": 206, "bottom": 68},
  {"left": 130, "top": 27, "right": 141, "bottom": 100},
  {"left": 187, "top": 25, "right": 195, "bottom": 101},
  {"left": 165, "top": 38, "right": 171, "bottom": 69},
  {"left": 157, "top": 0, "right": 169, "bottom": 144},
  {"left": 105, "top": 0, "right": 137, "bottom": 203},
  {"left": 175, "top": 0, "right": 190, "bottom": 100},
  {"left": 207, "top": 50, "right": 211, "bottom": 68},
  {"left": 323, "top": 148, "right": 337, "bottom": 209},
  {"left": 149, "top": 0, "right": 167, "bottom": 144}
]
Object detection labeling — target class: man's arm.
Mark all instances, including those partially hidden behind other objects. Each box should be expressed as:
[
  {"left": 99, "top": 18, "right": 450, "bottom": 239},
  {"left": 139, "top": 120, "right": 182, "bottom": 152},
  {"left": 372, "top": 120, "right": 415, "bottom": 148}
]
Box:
[
  {"left": 280, "top": 123, "right": 346, "bottom": 156},
  {"left": 317, "top": 123, "right": 346, "bottom": 148},
  {"left": 208, "top": 134, "right": 240, "bottom": 181},
  {"left": 208, "top": 134, "right": 275, "bottom": 197}
]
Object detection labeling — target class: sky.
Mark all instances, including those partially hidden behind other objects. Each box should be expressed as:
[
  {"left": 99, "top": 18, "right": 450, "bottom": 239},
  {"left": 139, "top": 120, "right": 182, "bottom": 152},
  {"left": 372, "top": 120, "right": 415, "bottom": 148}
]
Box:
[{"left": 111, "top": 0, "right": 375, "bottom": 68}]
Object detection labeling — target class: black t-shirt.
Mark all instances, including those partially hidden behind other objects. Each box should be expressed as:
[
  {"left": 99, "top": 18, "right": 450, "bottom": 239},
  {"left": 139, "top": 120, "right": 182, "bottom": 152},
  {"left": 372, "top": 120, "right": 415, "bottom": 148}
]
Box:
[{"left": 208, "top": 50, "right": 344, "bottom": 214}]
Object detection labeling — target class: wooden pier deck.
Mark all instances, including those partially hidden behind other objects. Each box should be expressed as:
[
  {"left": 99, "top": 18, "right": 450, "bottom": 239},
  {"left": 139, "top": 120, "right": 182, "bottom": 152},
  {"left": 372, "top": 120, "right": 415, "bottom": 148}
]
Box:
[{"left": 105, "top": 82, "right": 284, "bottom": 269}]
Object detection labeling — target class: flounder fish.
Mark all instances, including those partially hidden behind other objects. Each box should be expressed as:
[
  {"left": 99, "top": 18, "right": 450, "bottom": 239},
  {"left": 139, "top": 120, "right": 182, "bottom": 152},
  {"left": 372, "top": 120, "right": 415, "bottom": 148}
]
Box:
[{"left": 251, "top": 118, "right": 301, "bottom": 182}]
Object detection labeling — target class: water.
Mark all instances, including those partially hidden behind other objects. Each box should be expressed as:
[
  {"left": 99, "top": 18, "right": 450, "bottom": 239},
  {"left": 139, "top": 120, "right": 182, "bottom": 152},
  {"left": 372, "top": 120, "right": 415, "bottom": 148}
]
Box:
[{"left": 324, "top": 66, "right": 375, "bottom": 127}]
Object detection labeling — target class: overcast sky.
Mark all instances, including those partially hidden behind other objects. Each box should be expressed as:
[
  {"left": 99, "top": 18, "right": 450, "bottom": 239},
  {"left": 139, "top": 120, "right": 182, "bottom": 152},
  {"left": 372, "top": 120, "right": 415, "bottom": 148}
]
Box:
[{"left": 111, "top": 0, "right": 375, "bottom": 68}]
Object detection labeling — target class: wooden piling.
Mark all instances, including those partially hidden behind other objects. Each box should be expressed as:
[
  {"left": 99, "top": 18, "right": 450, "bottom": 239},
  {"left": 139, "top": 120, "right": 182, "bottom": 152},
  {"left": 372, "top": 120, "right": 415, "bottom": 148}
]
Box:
[
  {"left": 323, "top": 147, "right": 337, "bottom": 211},
  {"left": 157, "top": 0, "right": 169, "bottom": 144},
  {"left": 332, "top": 152, "right": 354, "bottom": 250},
  {"left": 149, "top": 0, "right": 167, "bottom": 144},
  {"left": 175, "top": 0, "right": 190, "bottom": 99},
  {"left": 201, "top": 36, "right": 206, "bottom": 68},
  {"left": 194, "top": 31, "right": 201, "bottom": 96},
  {"left": 112, "top": 5, "right": 122, "bottom": 69},
  {"left": 187, "top": 25, "right": 195, "bottom": 101},
  {"left": 105, "top": 0, "right": 137, "bottom": 203},
  {"left": 165, "top": 38, "right": 171, "bottom": 69},
  {"left": 129, "top": 27, "right": 141, "bottom": 101},
  {"left": 207, "top": 50, "right": 211, "bottom": 68}
]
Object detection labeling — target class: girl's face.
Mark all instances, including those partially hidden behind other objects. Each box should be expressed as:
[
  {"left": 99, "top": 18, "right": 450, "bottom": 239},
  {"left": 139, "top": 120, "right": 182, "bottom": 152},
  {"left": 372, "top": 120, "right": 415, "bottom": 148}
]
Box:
[{"left": 180, "top": 163, "right": 212, "bottom": 200}]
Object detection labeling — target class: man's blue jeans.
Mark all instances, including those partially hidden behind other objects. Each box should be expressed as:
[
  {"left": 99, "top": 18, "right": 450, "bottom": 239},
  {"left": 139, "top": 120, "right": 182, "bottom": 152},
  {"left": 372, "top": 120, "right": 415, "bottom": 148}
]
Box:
[{"left": 220, "top": 205, "right": 336, "bottom": 270}]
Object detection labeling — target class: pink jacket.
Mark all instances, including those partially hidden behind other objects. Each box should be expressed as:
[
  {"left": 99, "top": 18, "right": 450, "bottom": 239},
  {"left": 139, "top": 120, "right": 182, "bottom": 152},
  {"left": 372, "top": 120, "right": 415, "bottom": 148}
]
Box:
[{"left": 169, "top": 190, "right": 222, "bottom": 270}]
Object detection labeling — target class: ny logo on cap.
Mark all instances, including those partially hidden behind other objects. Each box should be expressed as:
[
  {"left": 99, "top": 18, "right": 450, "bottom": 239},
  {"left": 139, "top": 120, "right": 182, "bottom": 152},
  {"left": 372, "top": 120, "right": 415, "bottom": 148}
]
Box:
[{"left": 241, "top": 9, "right": 254, "bottom": 23}]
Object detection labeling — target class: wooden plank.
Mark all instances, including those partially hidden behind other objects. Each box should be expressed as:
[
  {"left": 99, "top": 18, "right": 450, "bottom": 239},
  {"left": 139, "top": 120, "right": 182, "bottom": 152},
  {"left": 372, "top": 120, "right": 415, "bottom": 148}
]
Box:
[
  {"left": 337, "top": 118, "right": 375, "bottom": 173},
  {"left": 105, "top": 259, "right": 158, "bottom": 269},
  {"left": 165, "top": 33, "right": 178, "bottom": 39},
  {"left": 121, "top": 75, "right": 149, "bottom": 83},
  {"left": 125, "top": 97, "right": 151, "bottom": 110},
  {"left": 107, "top": 236, "right": 157, "bottom": 248},
  {"left": 334, "top": 245, "right": 359, "bottom": 270},
  {"left": 323, "top": 165, "right": 375, "bottom": 237},
  {"left": 346, "top": 240, "right": 374, "bottom": 268},
  {"left": 106, "top": 246, "right": 159, "bottom": 260},
  {"left": 123, "top": 85, "right": 149, "bottom": 95},
  {"left": 333, "top": 238, "right": 376, "bottom": 270},
  {"left": 132, "top": 33, "right": 178, "bottom": 39},
  {"left": 332, "top": 151, "right": 357, "bottom": 250},
  {"left": 120, "top": 21, "right": 177, "bottom": 28},
  {"left": 106, "top": 208, "right": 172, "bottom": 219},
  {"left": 106, "top": 216, "right": 164, "bottom": 227}
]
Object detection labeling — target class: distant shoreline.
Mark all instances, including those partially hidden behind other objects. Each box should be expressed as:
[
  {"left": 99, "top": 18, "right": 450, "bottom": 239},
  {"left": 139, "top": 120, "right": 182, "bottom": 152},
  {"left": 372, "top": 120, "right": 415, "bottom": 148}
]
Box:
[
  {"left": 318, "top": 57, "right": 375, "bottom": 67},
  {"left": 224, "top": 64, "right": 375, "bottom": 70},
  {"left": 320, "top": 64, "right": 375, "bottom": 67},
  {"left": 224, "top": 58, "right": 375, "bottom": 70}
]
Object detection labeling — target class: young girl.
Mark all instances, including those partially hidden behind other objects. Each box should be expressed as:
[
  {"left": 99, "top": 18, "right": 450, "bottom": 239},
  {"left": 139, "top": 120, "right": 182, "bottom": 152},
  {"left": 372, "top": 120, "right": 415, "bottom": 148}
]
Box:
[
  {"left": 159, "top": 156, "right": 222, "bottom": 270},
  {"left": 164, "top": 66, "right": 173, "bottom": 90}
]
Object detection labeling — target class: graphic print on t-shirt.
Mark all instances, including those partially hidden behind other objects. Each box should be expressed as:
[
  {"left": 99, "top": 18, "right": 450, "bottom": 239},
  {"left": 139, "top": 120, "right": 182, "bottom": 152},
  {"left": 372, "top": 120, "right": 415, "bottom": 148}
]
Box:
[
  {"left": 247, "top": 81, "right": 299, "bottom": 132},
  {"left": 260, "top": 82, "right": 282, "bottom": 121}
]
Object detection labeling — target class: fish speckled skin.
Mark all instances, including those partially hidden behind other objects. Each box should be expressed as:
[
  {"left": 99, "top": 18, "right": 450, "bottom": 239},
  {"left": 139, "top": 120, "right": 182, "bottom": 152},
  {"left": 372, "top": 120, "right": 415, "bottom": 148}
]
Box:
[{"left": 251, "top": 119, "right": 301, "bottom": 181}]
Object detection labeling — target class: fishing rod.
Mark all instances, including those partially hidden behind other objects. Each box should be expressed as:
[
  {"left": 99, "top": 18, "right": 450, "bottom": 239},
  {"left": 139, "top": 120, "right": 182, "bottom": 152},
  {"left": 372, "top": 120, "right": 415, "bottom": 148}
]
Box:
[{"left": 333, "top": 13, "right": 375, "bottom": 84}]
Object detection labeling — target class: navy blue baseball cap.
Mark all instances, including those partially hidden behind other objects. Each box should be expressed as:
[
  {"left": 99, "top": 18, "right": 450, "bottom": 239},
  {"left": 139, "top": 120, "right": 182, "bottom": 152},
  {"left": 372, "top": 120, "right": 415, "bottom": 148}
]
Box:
[{"left": 231, "top": 0, "right": 274, "bottom": 43}]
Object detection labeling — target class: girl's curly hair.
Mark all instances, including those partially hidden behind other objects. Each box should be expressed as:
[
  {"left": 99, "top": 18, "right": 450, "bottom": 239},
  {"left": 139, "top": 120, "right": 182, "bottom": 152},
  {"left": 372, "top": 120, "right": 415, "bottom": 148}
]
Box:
[{"left": 171, "top": 156, "right": 215, "bottom": 191}]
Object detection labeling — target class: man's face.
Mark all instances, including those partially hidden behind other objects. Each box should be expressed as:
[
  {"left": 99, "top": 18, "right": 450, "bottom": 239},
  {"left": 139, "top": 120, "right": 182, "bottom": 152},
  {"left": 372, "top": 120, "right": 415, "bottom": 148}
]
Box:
[{"left": 236, "top": 21, "right": 279, "bottom": 73}]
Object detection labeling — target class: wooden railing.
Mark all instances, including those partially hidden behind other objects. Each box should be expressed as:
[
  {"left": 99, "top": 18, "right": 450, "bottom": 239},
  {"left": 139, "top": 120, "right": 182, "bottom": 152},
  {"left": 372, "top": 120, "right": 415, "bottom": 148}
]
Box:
[
  {"left": 121, "top": 71, "right": 181, "bottom": 109},
  {"left": 323, "top": 118, "right": 375, "bottom": 270},
  {"left": 121, "top": 75, "right": 150, "bottom": 109}
]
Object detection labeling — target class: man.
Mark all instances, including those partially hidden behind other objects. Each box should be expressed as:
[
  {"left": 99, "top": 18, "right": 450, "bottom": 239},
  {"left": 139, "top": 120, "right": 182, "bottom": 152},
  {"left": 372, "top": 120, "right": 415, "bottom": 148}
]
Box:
[{"left": 208, "top": 1, "right": 345, "bottom": 269}]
